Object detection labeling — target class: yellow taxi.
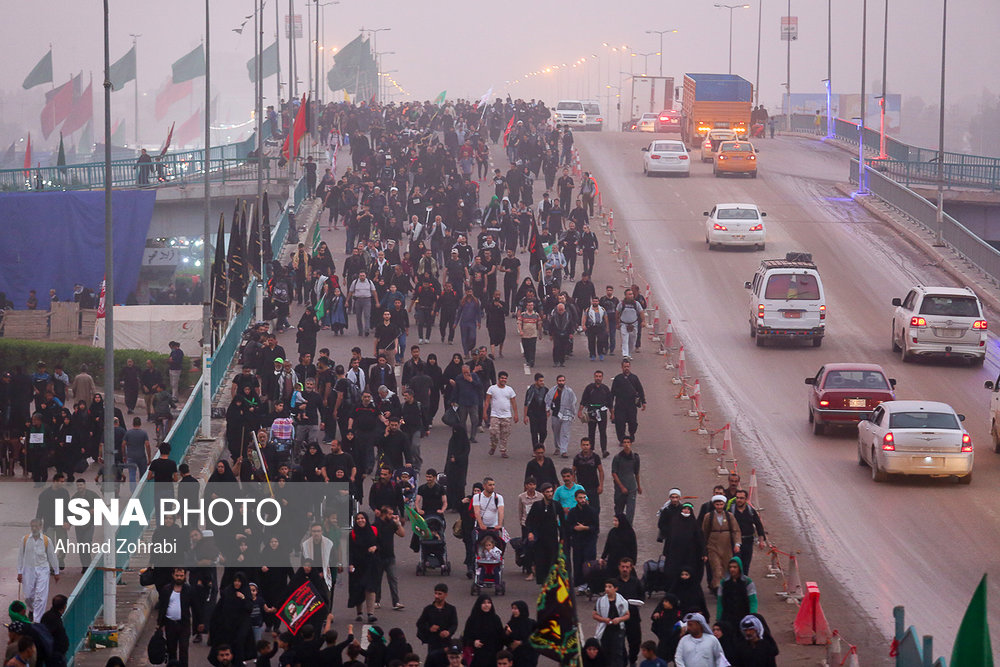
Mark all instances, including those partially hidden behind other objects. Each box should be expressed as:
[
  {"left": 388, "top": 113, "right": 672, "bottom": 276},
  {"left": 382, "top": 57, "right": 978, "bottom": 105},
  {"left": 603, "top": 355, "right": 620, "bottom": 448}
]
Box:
[{"left": 713, "top": 140, "right": 758, "bottom": 178}]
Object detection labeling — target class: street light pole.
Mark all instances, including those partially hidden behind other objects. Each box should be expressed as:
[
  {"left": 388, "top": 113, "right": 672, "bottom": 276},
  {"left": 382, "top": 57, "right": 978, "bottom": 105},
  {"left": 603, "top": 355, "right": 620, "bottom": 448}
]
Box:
[
  {"left": 101, "top": 0, "right": 117, "bottom": 625},
  {"left": 877, "top": 0, "right": 889, "bottom": 159},
  {"left": 935, "top": 0, "right": 947, "bottom": 242},
  {"left": 202, "top": 0, "right": 213, "bottom": 436},
  {"left": 826, "top": 0, "right": 833, "bottom": 138},
  {"left": 715, "top": 4, "right": 751, "bottom": 75},
  {"left": 785, "top": 0, "right": 791, "bottom": 131},
  {"left": 754, "top": 2, "right": 762, "bottom": 106},
  {"left": 858, "top": 0, "right": 869, "bottom": 194},
  {"left": 645, "top": 29, "right": 677, "bottom": 77}
]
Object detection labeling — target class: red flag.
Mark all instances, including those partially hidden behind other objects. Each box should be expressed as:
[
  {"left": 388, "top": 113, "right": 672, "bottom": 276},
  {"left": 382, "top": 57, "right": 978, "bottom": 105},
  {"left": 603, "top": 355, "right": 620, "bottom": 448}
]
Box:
[
  {"left": 502, "top": 113, "right": 516, "bottom": 147},
  {"left": 23, "top": 133, "right": 31, "bottom": 179},
  {"left": 62, "top": 79, "right": 93, "bottom": 135},
  {"left": 155, "top": 77, "right": 193, "bottom": 121},
  {"left": 159, "top": 121, "right": 175, "bottom": 156},
  {"left": 175, "top": 109, "right": 203, "bottom": 147},
  {"left": 96, "top": 278, "right": 106, "bottom": 319},
  {"left": 282, "top": 94, "right": 308, "bottom": 161},
  {"left": 40, "top": 78, "right": 74, "bottom": 139}
]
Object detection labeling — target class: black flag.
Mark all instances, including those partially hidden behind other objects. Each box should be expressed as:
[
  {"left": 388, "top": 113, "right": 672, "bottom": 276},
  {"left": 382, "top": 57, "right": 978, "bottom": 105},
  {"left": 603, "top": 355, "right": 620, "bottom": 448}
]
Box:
[
  {"left": 211, "top": 213, "right": 228, "bottom": 320},
  {"left": 227, "top": 201, "right": 247, "bottom": 302},
  {"left": 248, "top": 202, "right": 262, "bottom": 279},
  {"left": 528, "top": 217, "right": 546, "bottom": 280},
  {"left": 261, "top": 191, "right": 273, "bottom": 267}
]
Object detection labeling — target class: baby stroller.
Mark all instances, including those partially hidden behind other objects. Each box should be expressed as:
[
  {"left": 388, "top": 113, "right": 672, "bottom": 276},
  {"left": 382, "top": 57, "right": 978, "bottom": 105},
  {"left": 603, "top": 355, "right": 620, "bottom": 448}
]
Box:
[
  {"left": 268, "top": 417, "right": 296, "bottom": 467},
  {"left": 416, "top": 515, "right": 451, "bottom": 576},
  {"left": 471, "top": 528, "right": 506, "bottom": 596}
]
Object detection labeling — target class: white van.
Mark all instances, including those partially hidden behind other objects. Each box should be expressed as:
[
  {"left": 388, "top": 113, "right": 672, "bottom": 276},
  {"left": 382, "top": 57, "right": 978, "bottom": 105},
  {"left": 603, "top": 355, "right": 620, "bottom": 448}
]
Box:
[
  {"left": 745, "top": 252, "right": 826, "bottom": 347},
  {"left": 554, "top": 100, "right": 587, "bottom": 127}
]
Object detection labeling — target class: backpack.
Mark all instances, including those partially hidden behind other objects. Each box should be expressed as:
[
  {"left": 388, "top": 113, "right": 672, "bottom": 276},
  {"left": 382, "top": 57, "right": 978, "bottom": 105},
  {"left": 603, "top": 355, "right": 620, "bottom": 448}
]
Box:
[{"left": 343, "top": 376, "right": 362, "bottom": 406}]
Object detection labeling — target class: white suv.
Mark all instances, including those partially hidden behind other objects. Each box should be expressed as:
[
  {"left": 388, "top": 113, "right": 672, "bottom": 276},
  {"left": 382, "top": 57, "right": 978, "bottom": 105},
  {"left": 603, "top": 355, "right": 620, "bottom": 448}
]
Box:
[
  {"left": 554, "top": 100, "right": 587, "bottom": 127},
  {"left": 891, "top": 285, "right": 987, "bottom": 365},
  {"left": 745, "top": 252, "right": 826, "bottom": 347}
]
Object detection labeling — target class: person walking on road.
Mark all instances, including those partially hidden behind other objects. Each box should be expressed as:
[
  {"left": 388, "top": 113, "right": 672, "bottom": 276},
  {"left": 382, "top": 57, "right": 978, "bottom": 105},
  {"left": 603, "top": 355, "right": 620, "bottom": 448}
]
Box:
[
  {"left": 484, "top": 371, "right": 518, "bottom": 458},
  {"left": 579, "top": 371, "right": 613, "bottom": 457},
  {"left": 702, "top": 495, "right": 741, "bottom": 592},
  {"left": 582, "top": 296, "right": 608, "bottom": 361},
  {"left": 17, "top": 518, "right": 60, "bottom": 621},
  {"left": 616, "top": 288, "right": 644, "bottom": 360},
  {"left": 416, "top": 583, "right": 459, "bottom": 659},
  {"left": 675, "top": 613, "right": 728, "bottom": 667},
  {"left": 611, "top": 360, "right": 645, "bottom": 445},
  {"left": 167, "top": 341, "right": 184, "bottom": 399},
  {"left": 517, "top": 300, "right": 542, "bottom": 367},
  {"left": 545, "top": 374, "right": 577, "bottom": 458},
  {"left": 611, "top": 437, "right": 641, "bottom": 523},
  {"left": 525, "top": 482, "right": 560, "bottom": 585},
  {"left": 157, "top": 567, "right": 202, "bottom": 667},
  {"left": 348, "top": 271, "right": 378, "bottom": 337},
  {"left": 523, "top": 373, "right": 549, "bottom": 448},
  {"left": 730, "top": 489, "right": 766, "bottom": 575},
  {"left": 454, "top": 289, "right": 483, "bottom": 357}
]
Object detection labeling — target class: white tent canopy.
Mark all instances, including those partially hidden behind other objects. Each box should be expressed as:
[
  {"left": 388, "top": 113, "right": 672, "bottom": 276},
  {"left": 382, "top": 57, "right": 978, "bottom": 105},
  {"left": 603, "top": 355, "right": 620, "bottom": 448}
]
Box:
[{"left": 92, "top": 305, "right": 202, "bottom": 354}]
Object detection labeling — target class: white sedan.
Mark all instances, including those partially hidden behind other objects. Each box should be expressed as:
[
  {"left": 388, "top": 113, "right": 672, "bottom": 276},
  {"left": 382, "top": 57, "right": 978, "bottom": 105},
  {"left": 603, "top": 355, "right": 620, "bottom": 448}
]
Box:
[
  {"left": 641, "top": 140, "right": 691, "bottom": 177},
  {"left": 857, "top": 400, "right": 973, "bottom": 484},
  {"left": 703, "top": 203, "right": 766, "bottom": 250}
]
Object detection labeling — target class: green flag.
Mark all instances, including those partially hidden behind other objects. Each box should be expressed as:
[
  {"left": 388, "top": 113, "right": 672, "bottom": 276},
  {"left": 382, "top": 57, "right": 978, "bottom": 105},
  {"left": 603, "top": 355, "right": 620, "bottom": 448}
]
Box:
[
  {"left": 951, "top": 574, "right": 994, "bottom": 667},
  {"left": 247, "top": 41, "right": 279, "bottom": 82},
  {"left": 326, "top": 35, "right": 376, "bottom": 95},
  {"left": 404, "top": 505, "right": 432, "bottom": 540},
  {"left": 434, "top": 90, "right": 447, "bottom": 106},
  {"left": 23, "top": 49, "right": 53, "bottom": 89},
  {"left": 109, "top": 45, "right": 137, "bottom": 90},
  {"left": 312, "top": 219, "right": 321, "bottom": 253},
  {"left": 172, "top": 44, "right": 205, "bottom": 83},
  {"left": 56, "top": 133, "right": 66, "bottom": 173}
]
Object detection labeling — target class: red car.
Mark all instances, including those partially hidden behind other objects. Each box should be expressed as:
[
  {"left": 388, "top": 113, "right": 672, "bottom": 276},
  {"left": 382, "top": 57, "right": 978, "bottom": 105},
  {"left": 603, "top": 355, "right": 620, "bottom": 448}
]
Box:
[
  {"left": 655, "top": 109, "right": 682, "bottom": 133},
  {"left": 804, "top": 363, "right": 896, "bottom": 435}
]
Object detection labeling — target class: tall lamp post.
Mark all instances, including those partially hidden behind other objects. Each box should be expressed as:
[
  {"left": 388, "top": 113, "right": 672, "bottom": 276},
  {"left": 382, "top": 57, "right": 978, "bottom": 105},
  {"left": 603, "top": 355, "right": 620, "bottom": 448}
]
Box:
[
  {"left": 825, "top": 0, "right": 833, "bottom": 138},
  {"left": 876, "top": 0, "right": 889, "bottom": 159},
  {"left": 631, "top": 51, "right": 658, "bottom": 77},
  {"left": 645, "top": 29, "right": 678, "bottom": 77},
  {"left": 857, "top": 0, "right": 869, "bottom": 194},
  {"left": 714, "top": 4, "right": 751, "bottom": 75},
  {"left": 754, "top": 2, "right": 762, "bottom": 106},
  {"left": 935, "top": 0, "right": 947, "bottom": 242},
  {"left": 360, "top": 27, "right": 390, "bottom": 102}
]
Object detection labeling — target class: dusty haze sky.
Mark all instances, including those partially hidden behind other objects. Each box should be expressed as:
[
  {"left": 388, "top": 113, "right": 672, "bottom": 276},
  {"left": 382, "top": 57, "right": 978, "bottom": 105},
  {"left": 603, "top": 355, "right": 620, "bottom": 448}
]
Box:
[{"left": 1, "top": 0, "right": 998, "bottom": 146}]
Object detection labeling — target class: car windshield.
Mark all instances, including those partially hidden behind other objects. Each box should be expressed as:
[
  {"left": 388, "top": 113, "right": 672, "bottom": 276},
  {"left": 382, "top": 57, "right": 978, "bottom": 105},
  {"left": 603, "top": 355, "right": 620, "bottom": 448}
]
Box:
[
  {"left": 717, "top": 208, "right": 759, "bottom": 220},
  {"left": 721, "top": 143, "right": 752, "bottom": 152},
  {"left": 764, "top": 273, "right": 821, "bottom": 300},
  {"left": 641, "top": 114, "right": 658, "bottom": 120},
  {"left": 823, "top": 370, "right": 889, "bottom": 390},
  {"left": 557, "top": 102, "right": 584, "bottom": 111},
  {"left": 889, "top": 411, "right": 960, "bottom": 430},
  {"left": 583, "top": 104, "right": 600, "bottom": 114},
  {"left": 919, "top": 295, "right": 980, "bottom": 317},
  {"left": 653, "top": 142, "right": 685, "bottom": 152}
]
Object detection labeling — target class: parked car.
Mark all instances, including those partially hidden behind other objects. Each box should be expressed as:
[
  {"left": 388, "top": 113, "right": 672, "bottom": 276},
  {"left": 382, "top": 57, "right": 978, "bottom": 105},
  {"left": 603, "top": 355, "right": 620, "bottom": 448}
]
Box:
[{"left": 857, "top": 400, "right": 973, "bottom": 484}]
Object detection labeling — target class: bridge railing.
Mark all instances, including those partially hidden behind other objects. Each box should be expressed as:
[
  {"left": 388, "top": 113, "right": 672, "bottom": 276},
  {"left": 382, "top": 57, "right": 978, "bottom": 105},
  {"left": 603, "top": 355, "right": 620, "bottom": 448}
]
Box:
[
  {"left": 1, "top": 120, "right": 276, "bottom": 192},
  {"left": 62, "top": 173, "right": 307, "bottom": 663},
  {"left": 851, "top": 157, "right": 1000, "bottom": 283}
]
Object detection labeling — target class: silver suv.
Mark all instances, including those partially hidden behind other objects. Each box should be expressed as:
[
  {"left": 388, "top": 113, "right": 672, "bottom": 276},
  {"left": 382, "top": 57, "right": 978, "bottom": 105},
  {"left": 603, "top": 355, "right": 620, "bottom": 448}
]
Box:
[{"left": 891, "top": 285, "right": 987, "bottom": 365}]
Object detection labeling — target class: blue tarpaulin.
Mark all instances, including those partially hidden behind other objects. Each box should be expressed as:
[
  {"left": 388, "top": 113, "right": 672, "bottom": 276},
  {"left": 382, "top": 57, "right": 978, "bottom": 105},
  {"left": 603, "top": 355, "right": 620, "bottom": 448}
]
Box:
[{"left": 0, "top": 190, "right": 155, "bottom": 310}]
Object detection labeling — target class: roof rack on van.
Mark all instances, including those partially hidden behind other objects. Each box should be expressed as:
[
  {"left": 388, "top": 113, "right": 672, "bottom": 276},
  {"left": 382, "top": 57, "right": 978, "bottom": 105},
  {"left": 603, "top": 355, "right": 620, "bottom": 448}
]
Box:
[
  {"left": 784, "top": 252, "right": 812, "bottom": 262},
  {"left": 759, "top": 252, "right": 818, "bottom": 270}
]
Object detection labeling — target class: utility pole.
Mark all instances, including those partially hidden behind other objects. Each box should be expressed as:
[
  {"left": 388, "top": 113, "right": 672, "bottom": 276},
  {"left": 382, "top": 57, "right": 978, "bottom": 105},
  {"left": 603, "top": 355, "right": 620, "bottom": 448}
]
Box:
[
  {"left": 715, "top": 4, "right": 750, "bottom": 75},
  {"left": 256, "top": 0, "right": 265, "bottom": 315},
  {"left": 755, "top": 2, "right": 762, "bottom": 106},
  {"left": 129, "top": 34, "right": 140, "bottom": 146},
  {"left": 288, "top": 0, "right": 295, "bottom": 99},
  {"left": 877, "top": 0, "right": 889, "bottom": 159},
  {"left": 275, "top": 0, "right": 281, "bottom": 103},
  {"left": 785, "top": 0, "right": 792, "bottom": 131},
  {"left": 101, "top": 0, "right": 117, "bottom": 625},
  {"left": 826, "top": 0, "right": 833, "bottom": 138}
]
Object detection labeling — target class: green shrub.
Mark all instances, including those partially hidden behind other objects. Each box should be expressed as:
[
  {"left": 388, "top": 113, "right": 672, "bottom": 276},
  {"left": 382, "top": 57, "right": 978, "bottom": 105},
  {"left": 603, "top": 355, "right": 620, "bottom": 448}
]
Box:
[{"left": 0, "top": 340, "right": 195, "bottom": 390}]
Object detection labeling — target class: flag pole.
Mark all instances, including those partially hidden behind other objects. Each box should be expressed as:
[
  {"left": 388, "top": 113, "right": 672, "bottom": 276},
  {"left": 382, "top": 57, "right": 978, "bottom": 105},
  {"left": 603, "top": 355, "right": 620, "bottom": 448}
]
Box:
[{"left": 256, "top": 0, "right": 265, "bottom": 317}]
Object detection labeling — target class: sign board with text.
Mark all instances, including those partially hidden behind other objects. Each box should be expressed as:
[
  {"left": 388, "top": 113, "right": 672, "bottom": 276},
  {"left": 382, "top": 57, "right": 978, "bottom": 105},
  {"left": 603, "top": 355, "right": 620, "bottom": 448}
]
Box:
[
  {"left": 781, "top": 16, "right": 798, "bottom": 41},
  {"left": 285, "top": 14, "right": 303, "bottom": 38}
]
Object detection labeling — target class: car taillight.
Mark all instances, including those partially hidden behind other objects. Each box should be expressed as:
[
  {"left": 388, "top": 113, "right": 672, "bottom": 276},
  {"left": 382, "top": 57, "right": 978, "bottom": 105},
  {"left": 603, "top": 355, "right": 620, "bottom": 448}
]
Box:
[
  {"left": 818, "top": 400, "right": 829, "bottom": 407},
  {"left": 718, "top": 155, "right": 727, "bottom": 160},
  {"left": 910, "top": 316, "right": 927, "bottom": 327},
  {"left": 678, "top": 154, "right": 688, "bottom": 160},
  {"left": 650, "top": 154, "right": 661, "bottom": 159},
  {"left": 882, "top": 432, "right": 895, "bottom": 451},
  {"left": 973, "top": 320, "right": 988, "bottom": 330},
  {"left": 748, "top": 154, "right": 756, "bottom": 160},
  {"left": 749, "top": 223, "right": 763, "bottom": 231},
  {"left": 659, "top": 116, "right": 668, "bottom": 122},
  {"left": 713, "top": 223, "right": 728, "bottom": 231},
  {"left": 961, "top": 433, "right": 973, "bottom": 452},
  {"left": 820, "top": 304, "right": 826, "bottom": 320},
  {"left": 758, "top": 304, "right": 765, "bottom": 319}
]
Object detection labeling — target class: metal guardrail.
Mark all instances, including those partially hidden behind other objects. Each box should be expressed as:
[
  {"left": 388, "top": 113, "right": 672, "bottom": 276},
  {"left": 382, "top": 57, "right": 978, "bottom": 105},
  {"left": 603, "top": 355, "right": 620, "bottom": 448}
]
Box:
[
  {"left": 63, "top": 173, "right": 307, "bottom": 663},
  {"left": 851, "top": 158, "right": 1000, "bottom": 284},
  {"left": 1, "top": 120, "right": 273, "bottom": 192},
  {"left": 782, "top": 115, "right": 1000, "bottom": 190}
]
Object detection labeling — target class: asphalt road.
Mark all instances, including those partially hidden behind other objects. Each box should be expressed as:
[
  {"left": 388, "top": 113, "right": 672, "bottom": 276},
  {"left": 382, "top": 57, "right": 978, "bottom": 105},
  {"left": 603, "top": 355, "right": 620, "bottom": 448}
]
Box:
[{"left": 577, "top": 129, "right": 1000, "bottom": 656}]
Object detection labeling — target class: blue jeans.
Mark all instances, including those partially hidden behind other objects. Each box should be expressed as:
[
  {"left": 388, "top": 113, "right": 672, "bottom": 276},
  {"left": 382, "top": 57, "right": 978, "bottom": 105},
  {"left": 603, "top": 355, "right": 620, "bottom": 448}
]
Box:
[{"left": 126, "top": 461, "right": 146, "bottom": 493}]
